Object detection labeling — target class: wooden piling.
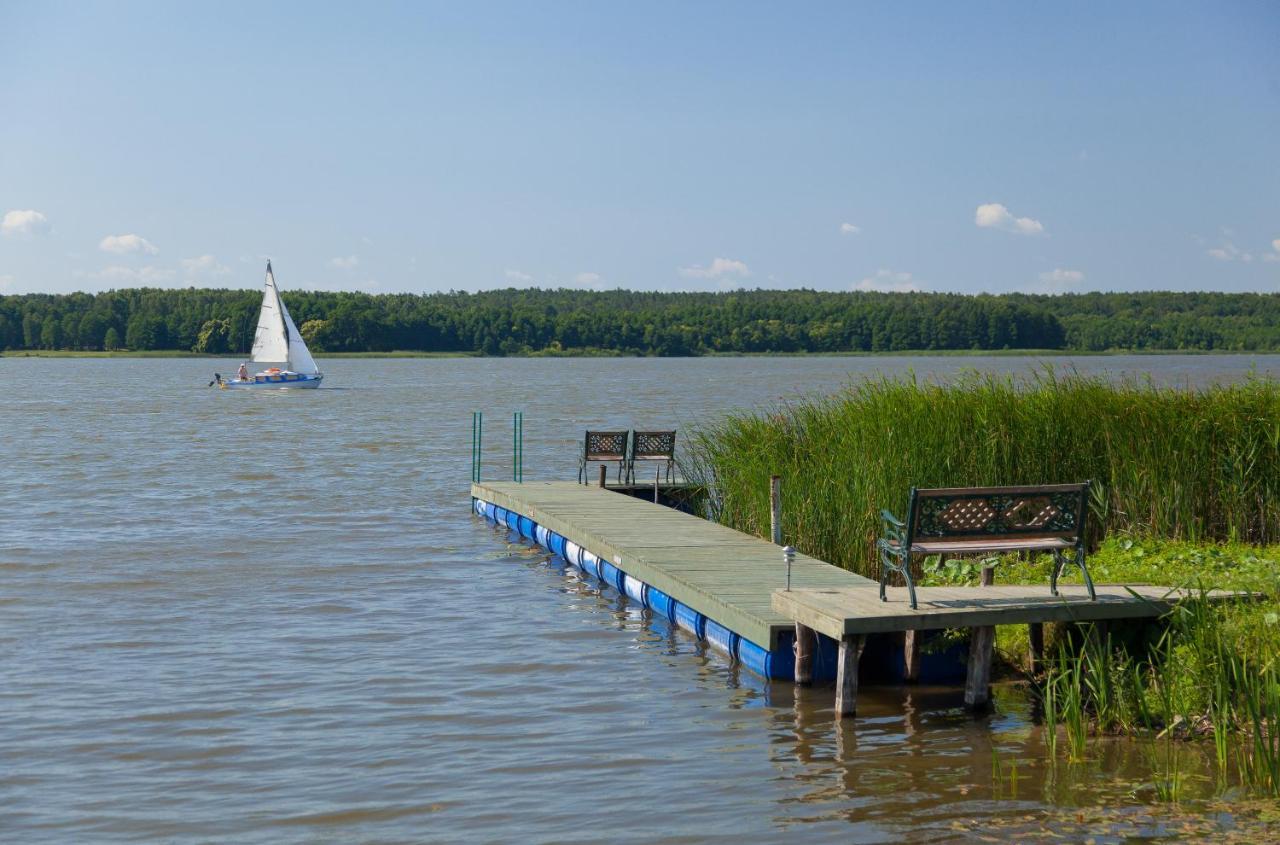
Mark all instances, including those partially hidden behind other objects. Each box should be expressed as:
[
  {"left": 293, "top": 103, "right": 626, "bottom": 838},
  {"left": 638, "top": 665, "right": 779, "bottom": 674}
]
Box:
[
  {"left": 598, "top": 464, "right": 607, "bottom": 488},
  {"left": 964, "top": 625, "right": 996, "bottom": 709},
  {"left": 903, "top": 629, "right": 921, "bottom": 683},
  {"left": 654, "top": 467, "right": 660, "bottom": 504},
  {"left": 1028, "top": 622, "right": 1045, "bottom": 675},
  {"left": 835, "top": 634, "right": 867, "bottom": 718},
  {"left": 794, "top": 623, "right": 815, "bottom": 685}
]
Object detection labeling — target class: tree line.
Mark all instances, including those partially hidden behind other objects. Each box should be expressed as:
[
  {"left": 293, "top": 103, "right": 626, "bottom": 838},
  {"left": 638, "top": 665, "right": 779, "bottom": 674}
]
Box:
[{"left": 2, "top": 287, "right": 1278, "bottom": 355}]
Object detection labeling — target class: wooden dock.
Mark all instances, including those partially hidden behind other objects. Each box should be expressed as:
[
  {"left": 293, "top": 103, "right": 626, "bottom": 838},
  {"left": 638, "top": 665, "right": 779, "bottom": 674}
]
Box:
[
  {"left": 472, "top": 481, "right": 873, "bottom": 665},
  {"left": 471, "top": 480, "right": 1231, "bottom": 718}
]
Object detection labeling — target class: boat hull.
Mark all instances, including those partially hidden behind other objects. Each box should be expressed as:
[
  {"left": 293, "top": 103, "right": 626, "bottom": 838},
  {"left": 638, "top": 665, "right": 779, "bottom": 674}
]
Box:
[{"left": 221, "top": 373, "right": 322, "bottom": 389}]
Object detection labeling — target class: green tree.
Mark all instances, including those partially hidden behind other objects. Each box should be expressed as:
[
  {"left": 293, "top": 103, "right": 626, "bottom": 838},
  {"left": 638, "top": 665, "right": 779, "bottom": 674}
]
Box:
[
  {"left": 193, "top": 318, "right": 232, "bottom": 354},
  {"left": 40, "top": 318, "right": 62, "bottom": 349},
  {"left": 103, "top": 326, "right": 121, "bottom": 351},
  {"left": 125, "top": 314, "right": 164, "bottom": 350},
  {"left": 299, "top": 318, "right": 329, "bottom": 352}
]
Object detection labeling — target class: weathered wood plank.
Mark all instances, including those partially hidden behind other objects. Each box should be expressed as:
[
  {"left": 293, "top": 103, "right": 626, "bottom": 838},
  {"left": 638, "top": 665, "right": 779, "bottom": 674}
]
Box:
[
  {"left": 772, "top": 584, "right": 1241, "bottom": 641},
  {"left": 473, "top": 481, "right": 874, "bottom": 651}
]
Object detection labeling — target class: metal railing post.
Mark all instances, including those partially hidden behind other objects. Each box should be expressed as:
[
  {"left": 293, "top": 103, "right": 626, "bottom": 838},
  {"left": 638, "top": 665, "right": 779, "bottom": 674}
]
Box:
[
  {"left": 512, "top": 411, "right": 523, "bottom": 482},
  {"left": 472, "top": 411, "right": 483, "bottom": 483}
]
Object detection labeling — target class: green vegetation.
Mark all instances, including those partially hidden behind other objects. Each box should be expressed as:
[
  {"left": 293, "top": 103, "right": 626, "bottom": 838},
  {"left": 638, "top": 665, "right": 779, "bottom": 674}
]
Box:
[
  {"left": 688, "top": 374, "right": 1280, "bottom": 795},
  {"left": 973, "top": 540, "right": 1280, "bottom": 796},
  {"left": 3, "top": 287, "right": 1280, "bottom": 355},
  {"left": 688, "top": 372, "right": 1280, "bottom": 573}
]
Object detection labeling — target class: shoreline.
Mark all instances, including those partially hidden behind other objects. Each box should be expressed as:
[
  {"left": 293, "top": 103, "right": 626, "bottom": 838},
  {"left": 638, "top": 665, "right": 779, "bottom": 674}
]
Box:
[{"left": 5, "top": 348, "right": 1280, "bottom": 360}]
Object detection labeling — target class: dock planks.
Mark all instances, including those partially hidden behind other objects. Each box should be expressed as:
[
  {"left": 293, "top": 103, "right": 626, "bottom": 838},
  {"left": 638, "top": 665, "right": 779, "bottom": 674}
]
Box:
[
  {"left": 472, "top": 481, "right": 873, "bottom": 651},
  {"left": 772, "top": 584, "right": 1234, "bottom": 642}
]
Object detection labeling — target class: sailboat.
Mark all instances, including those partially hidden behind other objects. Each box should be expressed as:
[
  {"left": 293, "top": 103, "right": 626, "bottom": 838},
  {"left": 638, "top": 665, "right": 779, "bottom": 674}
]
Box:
[{"left": 217, "top": 262, "right": 323, "bottom": 389}]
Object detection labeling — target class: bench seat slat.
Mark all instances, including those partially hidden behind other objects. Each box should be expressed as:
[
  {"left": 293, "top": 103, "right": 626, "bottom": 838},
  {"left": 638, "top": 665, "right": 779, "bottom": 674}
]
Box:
[{"left": 905, "top": 537, "right": 1075, "bottom": 554}]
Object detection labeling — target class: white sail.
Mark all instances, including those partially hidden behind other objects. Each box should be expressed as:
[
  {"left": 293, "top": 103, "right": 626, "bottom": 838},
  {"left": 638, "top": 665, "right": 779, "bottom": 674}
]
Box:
[
  {"left": 280, "top": 295, "right": 319, "bottom": 375},
  {"left": 250, "top": 264, "right": 290, "bottom": 363}
]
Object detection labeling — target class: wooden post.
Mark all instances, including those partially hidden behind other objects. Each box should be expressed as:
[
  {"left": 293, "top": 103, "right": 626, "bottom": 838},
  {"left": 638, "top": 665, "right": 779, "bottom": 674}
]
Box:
[
  {"left": 1028, "top": 622, "right": 1045, "bottom": 675},
  {"left": 654, "top": 467, "right": 660, "bottom": 504},
  {"left": 981, "top": 564, "right": 995, "bottom": 586},
  {"left": 794, "top": 623, "right": 815, "bottom": 685},
  {"left": 769, "top": 475, "right": 782, "bottom": 545},
  {"left": 903, "top": 629, "right": 921, "bottom": 683},
  {"left": 598, "top": 464, "right": 606, "bottom": 488},
  {"left": 965, "top": 625, "right": 996, "bottom": 709},
  {"left": 835, "top": 635, "right": 866, "bottom": 719}
]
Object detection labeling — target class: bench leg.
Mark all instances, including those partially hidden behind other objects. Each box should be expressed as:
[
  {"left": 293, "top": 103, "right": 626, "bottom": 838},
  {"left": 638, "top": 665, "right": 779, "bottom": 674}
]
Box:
[
  {"left": 965, "top": 625, "right": 996, "bottom": 710},
  {"left": 1077, "top": 547, "right": 1097, "bottom": 601},
  {"left": 835, "top": 634, "right": 867, "bottom": 719}
]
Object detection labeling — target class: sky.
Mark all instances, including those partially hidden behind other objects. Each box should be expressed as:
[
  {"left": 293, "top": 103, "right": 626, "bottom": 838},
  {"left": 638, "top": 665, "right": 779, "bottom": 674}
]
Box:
[{"left": 1, "top": 1, "right": 1278, "bottom": 296}]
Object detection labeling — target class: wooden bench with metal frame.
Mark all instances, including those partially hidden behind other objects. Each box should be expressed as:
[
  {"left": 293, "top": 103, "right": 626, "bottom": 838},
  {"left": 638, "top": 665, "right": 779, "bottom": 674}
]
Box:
[
  {"left": 578, "top": 430, "right": 630, "bottom": 484},
  {"left": 878, "top": 481, "right": 1097, "bottom": 609},
  {"left": 626, "top": 430, "right": 676, "bottom": 484}
]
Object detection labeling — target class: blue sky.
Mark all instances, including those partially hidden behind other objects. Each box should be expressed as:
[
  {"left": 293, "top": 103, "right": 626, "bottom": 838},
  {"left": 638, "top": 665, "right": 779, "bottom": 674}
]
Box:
[{"left": 1, "top": 2, "right": 1277, "bottom": 295}]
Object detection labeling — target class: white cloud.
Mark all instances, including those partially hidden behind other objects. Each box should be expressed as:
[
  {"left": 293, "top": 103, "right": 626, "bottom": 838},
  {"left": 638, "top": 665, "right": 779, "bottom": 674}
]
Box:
[
  {"left": 1207, "top": 241, "right": 1253, "bottom": 262},
  {"left": 181, "top": 254, "right": 231, "bottom": 278},
  {"left": 0, "top": 274, "right": 14, "bottom": 290},
  {"left": 678, "top": 257, "right": 750, "bottom": 279},
  {"left": 2, "top": 209, "right": 51, "bottom": 238},
  {"left": 504, "top": 268, "right": 533, "bottom": 283},
  {"left": 83, "top": 265, "right": 175, "bottom": 284},
  {"left": 839, "top": 222, "right": 861, "bottom": 235},
  {"left": 574, "top": 272, "right": 603, "bottom": 287},
  {"left": 1038, "top": 268, "right": 1085, "bottom": 292},
  {"left": 1265, "top": 238, "right": 1280, "bottom": 263},
  {"left": 974, "top": 203, "right": 1044, "bottom": 235},
  {"left": 853, "top": 269, "right": 921, "bottom": 293},
  {"left": 330, "top": 255, "right": 359, "bottom": 270},
  {"left": 100, "top": 233, "right": 159, "bottom": 255}
]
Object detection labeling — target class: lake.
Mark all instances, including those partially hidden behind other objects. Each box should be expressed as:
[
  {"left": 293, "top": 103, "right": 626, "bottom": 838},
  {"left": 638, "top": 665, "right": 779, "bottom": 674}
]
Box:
[{"left": 3, "top": 354, "right": 1278, "bottom": 843}]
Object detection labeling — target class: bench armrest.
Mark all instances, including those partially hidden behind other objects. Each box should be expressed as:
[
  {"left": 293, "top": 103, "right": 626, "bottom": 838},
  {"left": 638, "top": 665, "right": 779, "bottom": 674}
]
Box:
[{"left": 880, "top": 509, "right": 905, "bottom": 529}]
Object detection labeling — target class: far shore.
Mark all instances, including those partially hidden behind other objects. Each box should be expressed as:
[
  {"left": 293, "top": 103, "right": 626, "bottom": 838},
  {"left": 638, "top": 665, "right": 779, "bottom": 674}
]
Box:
[{"left": 5, "top": 348, "right": 1280, "bottom": 360}]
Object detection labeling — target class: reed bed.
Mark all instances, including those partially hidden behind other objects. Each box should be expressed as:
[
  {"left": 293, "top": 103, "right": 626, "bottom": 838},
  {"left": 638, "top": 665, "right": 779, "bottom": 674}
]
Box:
[{"left": 686, "top": 371, "right": 1280, "bottom": 578}]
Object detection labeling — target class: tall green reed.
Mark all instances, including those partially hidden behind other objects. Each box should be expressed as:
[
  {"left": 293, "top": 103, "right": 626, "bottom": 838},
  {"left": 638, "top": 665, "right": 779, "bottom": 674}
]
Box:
[{"left": 686, "top": 371, "right": 1280, "bottom": 578}]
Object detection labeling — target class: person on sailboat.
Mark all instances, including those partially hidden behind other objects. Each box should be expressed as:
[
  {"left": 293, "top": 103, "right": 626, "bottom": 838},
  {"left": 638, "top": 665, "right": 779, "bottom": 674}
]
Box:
[{"left": 237, "top": 362, "right": 249, "bottom": 382}]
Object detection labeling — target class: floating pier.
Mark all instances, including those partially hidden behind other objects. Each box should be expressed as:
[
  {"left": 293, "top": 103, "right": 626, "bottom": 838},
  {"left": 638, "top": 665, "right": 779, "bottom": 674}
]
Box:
[
  {"left": 472, "top": 480, "right": 873, "bottom": 679},
  {"left": 472, "top": 480, "right": 1231, "bottom": 716}
]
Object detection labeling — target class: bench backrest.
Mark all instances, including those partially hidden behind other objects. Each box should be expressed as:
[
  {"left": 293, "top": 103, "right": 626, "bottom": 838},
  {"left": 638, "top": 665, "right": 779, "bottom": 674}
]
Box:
[
  {"left": 584, "top": 430, "right": 629, "bottom": 461},
  {"left": 906, "top": 482, "right": 1090, "bottom": 545},
  {"left": 631, "top": 430, "right": 676, "bottom": 461}
]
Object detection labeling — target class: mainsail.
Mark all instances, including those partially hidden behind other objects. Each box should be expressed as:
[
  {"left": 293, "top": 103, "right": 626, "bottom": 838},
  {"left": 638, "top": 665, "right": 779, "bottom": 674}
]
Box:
[{"left": 248, "top": 262, "right": 320, "bottom": 375}]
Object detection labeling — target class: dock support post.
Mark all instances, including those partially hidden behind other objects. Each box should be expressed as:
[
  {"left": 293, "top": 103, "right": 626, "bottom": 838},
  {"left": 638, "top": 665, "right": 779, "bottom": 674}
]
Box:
[
  {"left": 654, "top": 467, "right": 660, "bottom": 504},
  {"left": 598, "top": 465, "right": 606, "bottom": 488},
  {"left": 769, "top": 475, "right": 782, "bottom": 545},
  {"left": 903, "top": 629, "right": 921, "bottom": 683},
  {"left": 794, "top": 623, "right": 815, "bottom": 685},
  {"left": 1028, "top": 622, "right": 1045, "bottom": 675},
  {"left": 965, "top": 626, "right": 996, "bottom": 710},
  {"left": 835, "top": 634, "right": 866, "bottom": 719}
]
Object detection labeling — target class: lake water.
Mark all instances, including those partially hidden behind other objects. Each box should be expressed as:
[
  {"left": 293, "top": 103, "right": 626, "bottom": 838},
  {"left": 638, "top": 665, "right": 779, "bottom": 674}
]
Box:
[{"left": 4, "top": 354, "right": 1279, "bottom": 843}]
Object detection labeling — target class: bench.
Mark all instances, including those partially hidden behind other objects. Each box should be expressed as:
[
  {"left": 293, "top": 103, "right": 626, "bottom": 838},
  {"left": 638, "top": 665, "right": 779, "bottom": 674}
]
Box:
[
  {"left": 627, "top": 430, "right": 676, "bottom": 484},
  {"left": 877, "top": 482, "right": 1096, "bottom": 609},
  {"left": 578, "top": 430, "right": 630, "bottom": 484}
]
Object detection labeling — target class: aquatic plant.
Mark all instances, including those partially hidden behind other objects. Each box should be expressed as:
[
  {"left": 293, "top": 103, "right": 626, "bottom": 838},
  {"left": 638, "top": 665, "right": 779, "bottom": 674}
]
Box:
[{"left": 686, "top": 371, "right": 1280, "bottom": 578}]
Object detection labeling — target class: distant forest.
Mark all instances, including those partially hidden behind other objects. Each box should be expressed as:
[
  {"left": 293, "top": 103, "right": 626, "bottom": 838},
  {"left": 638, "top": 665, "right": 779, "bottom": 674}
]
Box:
[{"left": 2, "top": 288, "right": 1279, "bottom": 355}]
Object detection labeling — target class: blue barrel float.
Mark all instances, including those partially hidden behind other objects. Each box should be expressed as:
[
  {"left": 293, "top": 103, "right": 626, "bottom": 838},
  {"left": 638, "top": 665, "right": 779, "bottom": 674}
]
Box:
[{"left": 472, "top": 495, "right": 800, "bottom": 680}]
